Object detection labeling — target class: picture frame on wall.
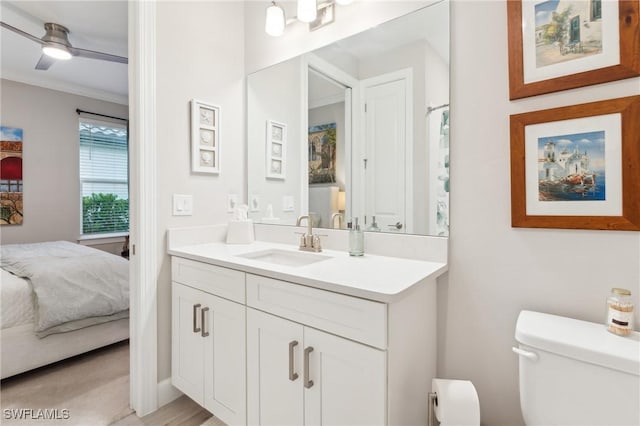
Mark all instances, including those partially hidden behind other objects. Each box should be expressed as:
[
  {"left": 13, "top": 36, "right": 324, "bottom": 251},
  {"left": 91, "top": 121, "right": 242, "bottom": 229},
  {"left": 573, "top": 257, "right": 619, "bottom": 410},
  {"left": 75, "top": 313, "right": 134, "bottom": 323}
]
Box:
[
  {"left": 266, "top": 120, "right": 286, "bottom": 180},
  {"left": 191, "top": 99, "right": 220, "bottom": 174},
  {"left": 507, "top": 0, "right": 640, "bottom": 100},
  {"left": 509, "top": 95, "right": 640, "bottom": 230}
]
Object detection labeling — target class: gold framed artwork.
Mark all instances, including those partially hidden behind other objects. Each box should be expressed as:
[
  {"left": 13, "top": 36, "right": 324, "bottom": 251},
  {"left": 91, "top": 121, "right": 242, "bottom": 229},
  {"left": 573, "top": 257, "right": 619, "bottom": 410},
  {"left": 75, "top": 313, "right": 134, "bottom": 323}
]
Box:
[
  {"left": 510, "top": 95, "right": 640, "bottom": 230},
  {"left": 507, "top": 0, "right": 640, "bottom": 100}
]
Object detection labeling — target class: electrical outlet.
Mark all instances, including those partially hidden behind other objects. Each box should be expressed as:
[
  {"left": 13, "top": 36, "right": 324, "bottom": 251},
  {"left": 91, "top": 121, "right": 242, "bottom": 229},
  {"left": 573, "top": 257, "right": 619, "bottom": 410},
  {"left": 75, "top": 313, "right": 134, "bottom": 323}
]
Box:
[
  {"left": 283, "top": 195, "right": 294, "bottom": 212},
  {"left": 227, "top": 194, "right": 239, "bottom": 212}
]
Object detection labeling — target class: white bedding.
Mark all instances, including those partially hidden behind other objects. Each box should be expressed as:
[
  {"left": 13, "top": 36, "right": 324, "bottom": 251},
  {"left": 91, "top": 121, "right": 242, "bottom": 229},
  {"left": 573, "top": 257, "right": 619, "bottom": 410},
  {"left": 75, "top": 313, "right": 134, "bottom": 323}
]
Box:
[
  {"left": 1, "top": 241, "right": 129, "bottom": 333},
  {"left": 1, "top": 269, "right": 34, "bottom": 329}
]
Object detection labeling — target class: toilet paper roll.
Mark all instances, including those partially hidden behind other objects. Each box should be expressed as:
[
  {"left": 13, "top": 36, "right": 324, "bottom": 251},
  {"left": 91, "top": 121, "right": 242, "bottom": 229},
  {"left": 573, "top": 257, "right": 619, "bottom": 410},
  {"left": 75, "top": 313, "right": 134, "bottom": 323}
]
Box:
[{"left": 432, "top": 378, "right": 480, "bottom": 426}]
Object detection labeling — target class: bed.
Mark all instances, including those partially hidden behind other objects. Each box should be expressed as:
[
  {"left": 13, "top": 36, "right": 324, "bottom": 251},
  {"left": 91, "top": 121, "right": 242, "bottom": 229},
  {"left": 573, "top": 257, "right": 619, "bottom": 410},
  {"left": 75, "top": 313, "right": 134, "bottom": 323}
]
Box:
[{"left": 1, "top": 241, "right": 130, "bottom": 379}]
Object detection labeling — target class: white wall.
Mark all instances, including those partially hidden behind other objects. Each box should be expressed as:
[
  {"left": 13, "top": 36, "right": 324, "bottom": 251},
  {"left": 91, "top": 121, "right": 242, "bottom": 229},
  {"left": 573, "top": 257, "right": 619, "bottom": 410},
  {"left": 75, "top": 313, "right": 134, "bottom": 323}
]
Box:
[
  {"left": 155, "top": 1, "right": 245, "bottom": 380},
  {"left": 0, "top": 79, "right": 128, "bottom": 250},
  {"left": 441, "top": 2, "right": 640, "bottom": 425}
]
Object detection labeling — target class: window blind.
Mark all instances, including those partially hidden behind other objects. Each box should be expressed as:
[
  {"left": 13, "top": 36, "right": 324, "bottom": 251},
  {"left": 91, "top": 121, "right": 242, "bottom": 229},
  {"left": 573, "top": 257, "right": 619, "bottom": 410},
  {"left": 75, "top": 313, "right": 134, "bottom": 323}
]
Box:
[{"left": 79, "top": 119, "right": 129, "bottom": 235}]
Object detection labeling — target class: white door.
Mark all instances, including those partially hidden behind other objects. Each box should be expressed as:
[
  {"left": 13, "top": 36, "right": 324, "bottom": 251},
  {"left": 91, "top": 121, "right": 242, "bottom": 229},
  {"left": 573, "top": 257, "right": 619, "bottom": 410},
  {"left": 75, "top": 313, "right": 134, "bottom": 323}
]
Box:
[
  {"left": 304, "top": 327, "right": 386, "bottom": 426},
  {"left": 203, "top": 294, "right": 246, "bottom": 425},
  {"left": 171, "top": 282, "right": 205, "bottom": 405},
  {"left": 247, "top": 308, "right": 304, "bottom": 426},
  {"left": 361, "top": 72, "right": 411, "bottom": 233}
]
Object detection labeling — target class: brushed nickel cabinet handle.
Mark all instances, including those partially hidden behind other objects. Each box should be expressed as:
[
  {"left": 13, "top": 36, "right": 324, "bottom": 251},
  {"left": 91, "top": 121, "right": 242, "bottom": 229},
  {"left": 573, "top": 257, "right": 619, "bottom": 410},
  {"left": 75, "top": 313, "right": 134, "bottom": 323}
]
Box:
[
  {"left": 304, "top": 346, "right": 314, "bottom": 389},
  {"left": 289, "top": 340, "right": 299, "bottom": 381},
  {"left": 192, "top": 304, "right": 201, "bottom": 333},
  {"left": 201, "top": 307, "right": 209, "bottom": 337}
]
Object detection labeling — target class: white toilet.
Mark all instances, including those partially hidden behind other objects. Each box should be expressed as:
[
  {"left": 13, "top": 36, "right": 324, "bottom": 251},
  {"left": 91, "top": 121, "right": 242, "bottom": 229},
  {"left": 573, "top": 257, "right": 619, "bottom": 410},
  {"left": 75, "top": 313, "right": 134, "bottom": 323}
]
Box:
[{"left": 514, "top": 310, "right": 640, "bottom": 425}]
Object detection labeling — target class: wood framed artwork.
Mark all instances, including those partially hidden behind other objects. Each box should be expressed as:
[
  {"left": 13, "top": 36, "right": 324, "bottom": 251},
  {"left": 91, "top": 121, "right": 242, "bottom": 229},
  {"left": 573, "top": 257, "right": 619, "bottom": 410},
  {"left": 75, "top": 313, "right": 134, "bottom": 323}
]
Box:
[
  {"left": 507, "top": 0, "right": 640, "bottom": 100},
  {"left": 510, "top": 95, "right": 640, "bottom": 230},
  {"left": 191, "top": 99, "right": 220, "bottom": 174},
  {"left": 266, "top": 120, "right": 286, "bottom": 180}
]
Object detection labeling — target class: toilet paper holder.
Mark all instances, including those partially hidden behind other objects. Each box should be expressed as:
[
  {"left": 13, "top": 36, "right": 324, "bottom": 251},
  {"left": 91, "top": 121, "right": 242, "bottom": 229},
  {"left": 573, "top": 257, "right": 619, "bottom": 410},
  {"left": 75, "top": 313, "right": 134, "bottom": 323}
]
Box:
[{"left": 427, "top": 392, "right": 438, "bottom": 426}]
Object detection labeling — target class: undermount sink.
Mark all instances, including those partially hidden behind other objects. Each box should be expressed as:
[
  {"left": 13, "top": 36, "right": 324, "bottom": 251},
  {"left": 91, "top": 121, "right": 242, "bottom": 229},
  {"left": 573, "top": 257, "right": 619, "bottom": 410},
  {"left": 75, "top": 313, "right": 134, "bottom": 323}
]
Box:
[{"left": 236, "top": 248, "right": 331, "bottom": 267}]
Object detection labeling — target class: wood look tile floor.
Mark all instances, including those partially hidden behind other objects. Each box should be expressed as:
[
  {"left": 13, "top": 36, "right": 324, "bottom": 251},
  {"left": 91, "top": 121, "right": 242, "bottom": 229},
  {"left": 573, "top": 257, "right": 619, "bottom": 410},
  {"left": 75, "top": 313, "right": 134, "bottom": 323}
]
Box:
[{"left": 0, "top": 342, "right": 217, "bottom": 426}]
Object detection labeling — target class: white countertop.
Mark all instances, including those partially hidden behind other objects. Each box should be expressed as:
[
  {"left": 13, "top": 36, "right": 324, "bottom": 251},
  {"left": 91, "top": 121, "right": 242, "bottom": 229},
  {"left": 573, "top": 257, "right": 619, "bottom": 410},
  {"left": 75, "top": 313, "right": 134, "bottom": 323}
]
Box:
[{"left": 168, "top": 241, "right": 447, "bottom": 303}]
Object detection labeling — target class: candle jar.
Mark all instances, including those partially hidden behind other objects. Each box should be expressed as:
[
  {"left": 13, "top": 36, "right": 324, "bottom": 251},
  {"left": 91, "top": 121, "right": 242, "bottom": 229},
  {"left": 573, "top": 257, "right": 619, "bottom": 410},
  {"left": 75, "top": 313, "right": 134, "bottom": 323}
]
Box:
[{"left": 606, "top": 288, "right": 634, "bottom": 336}]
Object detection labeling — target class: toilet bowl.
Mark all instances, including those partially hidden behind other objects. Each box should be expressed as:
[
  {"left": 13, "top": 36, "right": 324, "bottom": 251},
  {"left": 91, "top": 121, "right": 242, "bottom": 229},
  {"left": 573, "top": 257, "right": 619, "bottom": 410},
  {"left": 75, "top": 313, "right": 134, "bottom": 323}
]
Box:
[{"left": 514, "top": 310, "right": 640, "bottom": 425}]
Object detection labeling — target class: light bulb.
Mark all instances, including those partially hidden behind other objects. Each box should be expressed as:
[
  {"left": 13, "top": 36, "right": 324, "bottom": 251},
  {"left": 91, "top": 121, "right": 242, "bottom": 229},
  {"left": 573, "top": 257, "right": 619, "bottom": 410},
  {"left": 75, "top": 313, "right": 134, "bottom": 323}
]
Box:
[
  {"left": 297, "top": 0, "right": 317, "bottom": 23},
  {"left": 265, "top": 2, "right": 285, "bottom": 37},
  {"left": 42, "top": 45, "right": 72, "bottom": 60}
]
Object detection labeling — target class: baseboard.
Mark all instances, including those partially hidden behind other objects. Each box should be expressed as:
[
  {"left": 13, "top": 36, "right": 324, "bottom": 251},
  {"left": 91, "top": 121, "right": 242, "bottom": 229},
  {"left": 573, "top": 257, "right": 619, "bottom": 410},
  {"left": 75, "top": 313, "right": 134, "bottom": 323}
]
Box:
[{"left": 158, "top": 378, "right": 182, "bottom": 407}]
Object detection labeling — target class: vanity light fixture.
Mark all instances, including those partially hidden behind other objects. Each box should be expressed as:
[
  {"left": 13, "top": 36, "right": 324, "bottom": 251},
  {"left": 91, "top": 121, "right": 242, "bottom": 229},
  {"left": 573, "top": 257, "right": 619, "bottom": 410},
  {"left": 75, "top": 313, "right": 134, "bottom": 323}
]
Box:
[
  {"left": 297, "top": 0, "right": 317, "bottom": 23},
  {"left": 265, "top": 0, "right": 351, "bottom": 37},
  {"left": 265, "top": 2, "right": 286, "bottom": 37}
]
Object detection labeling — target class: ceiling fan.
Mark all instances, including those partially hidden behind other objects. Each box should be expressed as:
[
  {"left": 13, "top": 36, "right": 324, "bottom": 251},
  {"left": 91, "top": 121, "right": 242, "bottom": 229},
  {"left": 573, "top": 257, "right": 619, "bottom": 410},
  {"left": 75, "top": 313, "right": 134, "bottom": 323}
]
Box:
[{"left": 0, "top": 21, "right": 127, "bottom": 70}]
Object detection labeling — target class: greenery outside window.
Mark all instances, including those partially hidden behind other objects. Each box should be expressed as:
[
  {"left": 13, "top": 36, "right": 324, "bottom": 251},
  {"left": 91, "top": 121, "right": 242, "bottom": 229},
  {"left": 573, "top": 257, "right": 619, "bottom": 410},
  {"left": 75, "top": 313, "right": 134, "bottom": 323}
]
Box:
[{"left": 79, "top": 118, "right": 129, "bottom": 236}]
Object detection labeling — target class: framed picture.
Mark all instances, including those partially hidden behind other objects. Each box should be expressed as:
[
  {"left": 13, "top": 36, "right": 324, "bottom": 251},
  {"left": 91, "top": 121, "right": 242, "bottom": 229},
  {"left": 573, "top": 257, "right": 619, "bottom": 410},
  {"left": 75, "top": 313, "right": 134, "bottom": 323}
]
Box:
[
  {"left": 191, "top": 99, "right": 220, "bottom": 174},
  {"left": 0, "top": 126, "right": 24, "bottom": 225},
  {"left": 266, "top": 120, "right": 286, "bottom": 179},
  {"left": 507, "top": 0, "right": 640, "bottom": 100},
  {"left": 308, "top": 123, "right": 337, "bottom": 184},
  {"left": 510, "top": 95, "right": 639, "bottom": 230}
]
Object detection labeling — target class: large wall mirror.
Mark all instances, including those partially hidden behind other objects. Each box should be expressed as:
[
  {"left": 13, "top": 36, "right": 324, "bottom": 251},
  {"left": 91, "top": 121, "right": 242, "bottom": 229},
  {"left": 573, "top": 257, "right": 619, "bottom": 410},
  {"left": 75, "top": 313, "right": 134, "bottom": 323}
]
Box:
[{"left": 247, "top": 1, "right": 449, "bottom": 236}]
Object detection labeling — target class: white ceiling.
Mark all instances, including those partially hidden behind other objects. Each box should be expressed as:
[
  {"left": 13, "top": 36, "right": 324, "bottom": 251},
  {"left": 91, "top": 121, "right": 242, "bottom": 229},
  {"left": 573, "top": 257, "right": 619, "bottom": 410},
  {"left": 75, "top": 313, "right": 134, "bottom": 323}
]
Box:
[{"left": 0, "top": 1, "right": 128, "bottom": 105}]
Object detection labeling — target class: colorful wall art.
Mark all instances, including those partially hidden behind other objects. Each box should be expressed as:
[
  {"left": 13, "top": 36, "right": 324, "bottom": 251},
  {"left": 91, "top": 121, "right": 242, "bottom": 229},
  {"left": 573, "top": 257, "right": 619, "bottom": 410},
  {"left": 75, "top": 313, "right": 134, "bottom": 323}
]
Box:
[{"left": 0, "top": 126, "right": 24, "bottom": 225}]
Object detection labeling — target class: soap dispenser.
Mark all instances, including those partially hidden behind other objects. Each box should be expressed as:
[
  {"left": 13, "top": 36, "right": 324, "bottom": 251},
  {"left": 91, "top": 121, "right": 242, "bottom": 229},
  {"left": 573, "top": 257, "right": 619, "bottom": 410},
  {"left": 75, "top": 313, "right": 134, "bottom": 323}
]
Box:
[{"left": 349, "top": 217, "right": 364, "bottom": 256}]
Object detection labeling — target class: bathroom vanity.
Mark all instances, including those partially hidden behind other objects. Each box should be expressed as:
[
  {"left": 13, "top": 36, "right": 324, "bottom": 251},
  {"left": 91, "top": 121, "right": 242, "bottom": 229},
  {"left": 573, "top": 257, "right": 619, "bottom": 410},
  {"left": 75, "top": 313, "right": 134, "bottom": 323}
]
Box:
[{"left": 169, "top": 236, "right": 446, "bottom": 426}]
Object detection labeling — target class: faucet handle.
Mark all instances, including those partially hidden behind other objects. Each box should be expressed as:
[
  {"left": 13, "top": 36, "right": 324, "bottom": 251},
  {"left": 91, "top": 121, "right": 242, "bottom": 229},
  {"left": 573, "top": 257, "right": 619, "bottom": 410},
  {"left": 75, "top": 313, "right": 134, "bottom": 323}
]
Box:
[
  {"left": 294, "top": 231, "right": 307, "bottom": 248},
  {"left": 312, "top": 235, "right": 322, "bottom": 251}
]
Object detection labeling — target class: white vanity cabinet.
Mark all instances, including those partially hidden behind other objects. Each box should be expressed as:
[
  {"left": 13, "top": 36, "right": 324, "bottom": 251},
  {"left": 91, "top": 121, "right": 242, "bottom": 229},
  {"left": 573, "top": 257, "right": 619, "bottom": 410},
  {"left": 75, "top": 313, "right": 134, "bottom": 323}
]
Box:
[
  {"left": 171, "top": 253, "right": 438, "bottom": 426},
  {"left": 171, "top": 257, "right": 246, "bottom": 426},
  {"left": 247, "top": 308, "right": 386, "bottom": 426}
]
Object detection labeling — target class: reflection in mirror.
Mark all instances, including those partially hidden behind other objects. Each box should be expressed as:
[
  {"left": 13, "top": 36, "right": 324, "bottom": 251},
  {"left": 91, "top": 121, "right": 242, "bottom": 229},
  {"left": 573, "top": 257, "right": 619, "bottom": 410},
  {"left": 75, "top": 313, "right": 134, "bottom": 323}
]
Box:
[{"left": 247, "top": 1, "right": 449, "bottom": 236}]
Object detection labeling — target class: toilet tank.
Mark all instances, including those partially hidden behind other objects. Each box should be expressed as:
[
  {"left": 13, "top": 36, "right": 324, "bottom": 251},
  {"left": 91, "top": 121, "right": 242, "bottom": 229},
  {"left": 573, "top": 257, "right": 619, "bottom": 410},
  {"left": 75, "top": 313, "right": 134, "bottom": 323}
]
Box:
[{"left": 514, "top": 310, "right": 639, "bottom": 426}]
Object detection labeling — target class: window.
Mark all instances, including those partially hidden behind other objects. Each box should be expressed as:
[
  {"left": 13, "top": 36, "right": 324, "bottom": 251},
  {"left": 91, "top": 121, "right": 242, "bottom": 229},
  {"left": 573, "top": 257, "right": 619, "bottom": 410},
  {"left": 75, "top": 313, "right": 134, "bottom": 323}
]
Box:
[
  {"left": 79, "top": 118, "right": 129, "bottom": 236},
  {"left": 591, "top": 0, "right": 602, "bottom": 20}
]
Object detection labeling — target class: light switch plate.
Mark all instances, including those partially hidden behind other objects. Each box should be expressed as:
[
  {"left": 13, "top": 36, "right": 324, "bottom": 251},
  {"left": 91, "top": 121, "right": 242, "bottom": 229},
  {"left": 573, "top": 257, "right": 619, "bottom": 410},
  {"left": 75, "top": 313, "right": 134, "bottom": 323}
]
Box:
[
  {"left": 249, "top": 194, "right": 260, "bottom": 212},
  {"left": 227, "top": 194, "right": 239, "bottom": 212},
  {"left": 283, "top": 195, "right": 294, "bottom": 212},
  {"left": 173, "top": 194, "right": 193, "bottom": 216}
]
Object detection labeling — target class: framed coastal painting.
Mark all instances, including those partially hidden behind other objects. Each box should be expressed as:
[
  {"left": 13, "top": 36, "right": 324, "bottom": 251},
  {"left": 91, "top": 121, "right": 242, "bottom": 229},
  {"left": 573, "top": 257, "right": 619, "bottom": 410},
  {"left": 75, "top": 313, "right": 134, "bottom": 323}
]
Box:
[
  {"left": 266, "top": 120, "right": 286, "bottom": 180},
  {"left": 507, "top": 0, "right": 640, "bottom": 99},
  {"left": 510, "top": 96, "right": 640, "bottom": 230},
  {"left": 0, "top": 126, "right": 24, "bottom": 225},
  {"left": 191, "top": 99, "right": 220, "bottom": 174},
  {"left": 308, "top": 123, "right": 337, "bottom": 184}
]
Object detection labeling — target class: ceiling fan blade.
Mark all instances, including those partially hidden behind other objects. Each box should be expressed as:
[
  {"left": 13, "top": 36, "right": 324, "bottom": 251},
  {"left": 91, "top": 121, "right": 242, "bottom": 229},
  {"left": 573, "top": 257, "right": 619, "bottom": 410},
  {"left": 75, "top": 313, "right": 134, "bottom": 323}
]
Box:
[
  {"left": 35, "top": 54, "right": 56, "bottom": 70},
  {"left": 70, "top": 47, "right": 128, "bottom": 64},
  {"left": 0, "top": 21, "right": 45, "bottom": 45}
]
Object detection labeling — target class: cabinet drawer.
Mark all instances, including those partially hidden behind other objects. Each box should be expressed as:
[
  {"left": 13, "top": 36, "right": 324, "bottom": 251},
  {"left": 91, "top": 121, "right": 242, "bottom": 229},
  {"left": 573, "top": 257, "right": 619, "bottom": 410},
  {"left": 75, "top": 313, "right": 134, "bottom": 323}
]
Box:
[
  {"left": 172, "top": 257, "right": 245, "bottom": 303},
  {"left": 246, "top": 274, "right": 387, "bottom": 349}
]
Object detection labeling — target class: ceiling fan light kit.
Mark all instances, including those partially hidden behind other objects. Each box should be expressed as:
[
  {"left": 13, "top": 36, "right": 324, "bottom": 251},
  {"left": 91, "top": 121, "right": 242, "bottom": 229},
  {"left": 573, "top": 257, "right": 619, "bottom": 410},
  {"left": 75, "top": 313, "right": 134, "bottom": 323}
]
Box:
[{"left": 0, "top": 20, "right": 127, "bottom": 70}]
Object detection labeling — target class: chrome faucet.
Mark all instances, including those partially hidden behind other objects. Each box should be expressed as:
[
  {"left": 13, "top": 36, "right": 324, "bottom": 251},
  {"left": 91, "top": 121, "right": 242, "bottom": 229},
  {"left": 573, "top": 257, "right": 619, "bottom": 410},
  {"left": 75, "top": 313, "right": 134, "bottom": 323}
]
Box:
[{"left": 295, "top": 215, "right": 322, "bottom": 252}]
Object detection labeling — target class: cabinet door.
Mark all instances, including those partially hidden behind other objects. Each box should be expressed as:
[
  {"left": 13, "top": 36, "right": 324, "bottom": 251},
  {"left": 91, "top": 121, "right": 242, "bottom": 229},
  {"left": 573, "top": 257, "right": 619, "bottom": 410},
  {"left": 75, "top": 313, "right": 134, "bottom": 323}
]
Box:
[
  {"left": 172, "top": 282, "right": 205, "bottom": 405},
  {"left": 304, "top": 327, "right": 387, "bottom": 426},
  {"left": 247, "top": 308, "right": 304, "bottom": 426},
  {"left": 202, "top": 292, "right": 246, "bottom": 425}
]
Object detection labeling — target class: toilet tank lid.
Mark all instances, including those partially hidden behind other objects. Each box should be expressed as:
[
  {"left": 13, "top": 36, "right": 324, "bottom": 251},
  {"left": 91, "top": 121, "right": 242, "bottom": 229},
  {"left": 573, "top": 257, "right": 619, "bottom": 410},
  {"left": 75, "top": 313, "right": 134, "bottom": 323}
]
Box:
[{"left": 515, "top": 310, "right": 639, "bottom": 376}]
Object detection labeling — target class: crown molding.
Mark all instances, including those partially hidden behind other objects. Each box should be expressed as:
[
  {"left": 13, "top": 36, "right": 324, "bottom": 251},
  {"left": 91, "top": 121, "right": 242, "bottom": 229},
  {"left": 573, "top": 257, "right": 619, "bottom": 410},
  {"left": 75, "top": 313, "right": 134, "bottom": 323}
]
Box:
[{"left": 1, "top": 70, "right": 129, "bottom": 105}]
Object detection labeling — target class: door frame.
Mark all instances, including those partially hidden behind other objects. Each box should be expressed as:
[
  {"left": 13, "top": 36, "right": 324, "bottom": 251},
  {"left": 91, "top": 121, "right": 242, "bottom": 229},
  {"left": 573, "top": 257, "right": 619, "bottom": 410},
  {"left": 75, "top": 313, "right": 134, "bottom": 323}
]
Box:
[
  {"left": 358, "top": 68, "right": 413, "bottom": 233},
  {"left": 128, "top": 0, "right": 158, "bottom": 417},
  {"left": 301, "top": 53, "right": 359, "bottom": 222}
]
